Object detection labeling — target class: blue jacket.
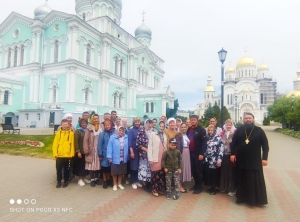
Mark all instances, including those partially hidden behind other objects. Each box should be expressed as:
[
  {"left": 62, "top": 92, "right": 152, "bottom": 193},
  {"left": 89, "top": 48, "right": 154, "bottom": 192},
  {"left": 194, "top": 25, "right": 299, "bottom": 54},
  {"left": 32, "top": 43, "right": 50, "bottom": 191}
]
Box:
[
  {"left": 98, "top": 129, "right": 115, "bottom": 167},
  {"left": 107, "top": 134, "right": 129, "bottom": 164}
]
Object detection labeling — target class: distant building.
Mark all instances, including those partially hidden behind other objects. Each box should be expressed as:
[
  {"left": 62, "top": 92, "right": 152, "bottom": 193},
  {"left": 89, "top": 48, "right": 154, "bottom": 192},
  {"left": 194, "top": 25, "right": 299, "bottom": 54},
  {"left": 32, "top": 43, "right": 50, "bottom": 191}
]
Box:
[
  {"left": 0, "top": 0, "right": 175, "bottom": 127},
  {"left": 194, "top": 53, "right": 277, "bottom": 124},
  {"left": 286, "top": 69, "right": 300, "bottom": 97},
  {"left": 177, "top": 110, "right": 190, "bottom": 118}
]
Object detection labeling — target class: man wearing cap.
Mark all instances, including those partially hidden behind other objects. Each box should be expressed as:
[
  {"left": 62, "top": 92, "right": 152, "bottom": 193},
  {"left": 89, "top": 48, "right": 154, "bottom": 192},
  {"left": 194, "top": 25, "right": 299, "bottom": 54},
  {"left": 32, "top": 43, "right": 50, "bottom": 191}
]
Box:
[{"left": 187, "top": 114, "right": 207, "bottom": 194}]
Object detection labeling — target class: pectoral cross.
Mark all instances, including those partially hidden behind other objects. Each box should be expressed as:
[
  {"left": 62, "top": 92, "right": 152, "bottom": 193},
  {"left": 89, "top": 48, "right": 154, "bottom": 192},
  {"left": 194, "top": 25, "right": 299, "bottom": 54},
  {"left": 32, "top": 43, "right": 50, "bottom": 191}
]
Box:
[{"left": 245, "top": 139, "right": 249, "bottom": 144}]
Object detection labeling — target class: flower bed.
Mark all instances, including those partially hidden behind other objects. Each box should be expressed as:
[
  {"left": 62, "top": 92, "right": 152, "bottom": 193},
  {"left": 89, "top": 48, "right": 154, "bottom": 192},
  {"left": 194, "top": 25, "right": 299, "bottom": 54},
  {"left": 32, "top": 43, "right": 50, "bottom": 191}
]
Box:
[{"left": 0, "top": 140, "right": 45, "bottom": 147}]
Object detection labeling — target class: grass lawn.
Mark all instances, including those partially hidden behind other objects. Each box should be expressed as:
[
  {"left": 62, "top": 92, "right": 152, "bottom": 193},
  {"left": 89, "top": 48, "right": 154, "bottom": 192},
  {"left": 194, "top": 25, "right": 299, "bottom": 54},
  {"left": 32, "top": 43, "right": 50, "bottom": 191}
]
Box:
[{"left": 0, "top": 134, "right": 55, "bottom": 159}]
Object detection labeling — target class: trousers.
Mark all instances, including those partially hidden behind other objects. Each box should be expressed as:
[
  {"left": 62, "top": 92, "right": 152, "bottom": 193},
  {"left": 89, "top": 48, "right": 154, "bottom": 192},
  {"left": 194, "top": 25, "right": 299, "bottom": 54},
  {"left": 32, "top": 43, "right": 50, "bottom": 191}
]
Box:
[
  {"left": 56, "top": 158, "right": 70, "bottom": 182},
  {"left": 190, "top": 151, "right": 204, "bottom": 190},
  {"left": 165, "top": 171, "right": 180, "bottom": 194}
]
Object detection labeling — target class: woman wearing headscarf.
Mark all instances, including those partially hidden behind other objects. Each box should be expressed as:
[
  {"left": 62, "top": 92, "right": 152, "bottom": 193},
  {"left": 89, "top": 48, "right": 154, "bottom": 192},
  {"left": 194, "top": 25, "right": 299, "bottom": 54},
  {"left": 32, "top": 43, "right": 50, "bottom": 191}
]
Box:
[
  {"left": 148, "top": 121, "right": 167, "bottom": 197},
  {"left": 205, "top": 117, "right": 222, "bottom": 136},
  {"left": 165, "top": 118, "right": 183, "bottom": 150},
  {"left": 219, "top": 119, "right": 237, "bottom": 196},
  {"left": 98, "top": 120, "right": 115, "bottom": 189},
  {"left": 128, "top": 117, "right": 142, "bottom": 189},
  {"left": 83, "top": 114, "right": 102, "bottom": 187},
  {"left": 179, "top": 122, "right": 191, "bottom": 193},
  {"left": 136, "top": 119, "right": 155, "bottom": 192},
  {"left": 176, "top": 118, "right": 182, "bottom": 132},
  {"left": 204, "top": 124, "right": 224, "bottom": 195},
  {"left": 74, "top": 118, "right": 89, "bottom": 186}
]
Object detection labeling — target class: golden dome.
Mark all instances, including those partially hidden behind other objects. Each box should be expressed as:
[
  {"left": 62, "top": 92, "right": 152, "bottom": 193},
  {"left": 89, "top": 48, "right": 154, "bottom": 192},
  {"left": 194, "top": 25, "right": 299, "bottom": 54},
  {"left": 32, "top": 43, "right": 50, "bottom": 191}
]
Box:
[
  {"left": 297, "top": 69, "right": 300, "bottom": 73},
  {"left": 258, "top": 63, "right": 269, "bottom": 70},
  {"left": 225, "top": 66, "right": 235, "bottom": 73},
  {"left": 204, "top": 86, "right": 215, "bottom": 92},
  {"left": 286, "top": 90, "right": 300, "bottom": 97},
  {"left": 294, "top": 77, "right": 300, "bottom": 81},
  {"left": 243, "top": 86, "right": 250, "bottom": 92},
  {"left": 236, "top": 55, "right": 256, "bottom": 68}
]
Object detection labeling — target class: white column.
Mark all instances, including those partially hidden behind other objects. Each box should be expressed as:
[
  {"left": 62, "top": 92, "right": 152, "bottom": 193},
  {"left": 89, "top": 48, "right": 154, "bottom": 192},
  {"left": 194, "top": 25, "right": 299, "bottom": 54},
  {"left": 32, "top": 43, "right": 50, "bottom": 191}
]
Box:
[
  {"left": 101, "top": 78, "right": 105, "bottom": 105},
  {"left": 106, "top": 43, "right": 111, "bottom": 71},
  {"left": 40, "top": 73, "right": 44, "bottom": 102},
  {"left": 58, "top": 42, "right": 62, "bottom": 62},
  {"left": 34, "top": 73, "right": 39, "bottom": 102},
  {"left": 91, "top": 48, "right": 95, "bottom": 67},
  {"left": 83, "top": 44, "right": 87, "bottom": 64},
  {"left": 105, "top": 80, "right": 109, "bottom": 105},
  {"left": 50, "top": 43, "right": 54, "bottom": 63},
  {"left": 17, "top": 47, "right": 21, "bottom": 66},
  {"left": 43, "top": 46, "right": 47, "bottom": 64},
  {"left": 35, "top": 32, "right": 41, "bottom": 62},
  {"left": 0, "top": 50, "right": 2, "bottom": 68},
  {"left": 30, "top": 75, "right": 34, "bottom": 101},
  {"left": 97, "top": 51, "right": 101, "bottom": 70},
  {"left": 71, "top": 27, "right": 78, "bottom": 60},
  {"left": 30, "top": 33, "right": 36, "bottom": 62},
  {"left": 23, "top": 45, "right": 28, "bottom": 65},
  {"left": 11, "top": 48, "right": 15, "bottom": 67},
  {"left": 4, "top": 50, "right": 8, "bottom": 68},
  {"left": 65, "top": 72, "right": 70, "bottom": 101},
  {"left": 102, "top": 42, "right": 107, "bottom": 70},
  {"left": 133, "top": 87, "right": 136, "bottom": 109},
  {"left": 66, "top": 27, "right": 72, "bottom": 59},
  {"left": 98, "top": 80, "right": 101, "bottom": 104}
]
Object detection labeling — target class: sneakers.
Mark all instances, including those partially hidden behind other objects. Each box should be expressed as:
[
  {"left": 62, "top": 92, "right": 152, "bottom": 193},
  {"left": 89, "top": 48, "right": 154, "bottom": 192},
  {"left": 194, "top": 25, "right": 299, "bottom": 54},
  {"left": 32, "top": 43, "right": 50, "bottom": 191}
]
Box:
[
  {"left": 228, "top": 191, "right": 236, "bottom": 197},
  {"left": 56, "top": 182, "right": 62, "bottom": 188},
  {"left": 152, "top": 191, "right": 159, "bottom": 197},
  {"left": 173, "top": 194, "right": 180, "bottom": 200},
  {"left": 83, "top": 178, "right": 91, "bottom": 184},
  {"left": 132, "top": 183, "right": 138, "bottom": 189},
  {"left": 118, "top": 184, "right": 125, "bottom": 190},
  {"left": 113, "top": 185, "right": 117, "bottom": 191},
  {"left": 136, "top": 182, "right": 143, "bottom": 188},
  {"left": 166, "top": 193, "right": 171, "bottom": 200},
  {"left": 78, "top": 179, "right": 85, "bottom": 186},
  {"left": 91, "top": 180, "right": 96, "bottom": 187},
  {"left": 62, "top": 181, "right": 68, "bottom": 188}
]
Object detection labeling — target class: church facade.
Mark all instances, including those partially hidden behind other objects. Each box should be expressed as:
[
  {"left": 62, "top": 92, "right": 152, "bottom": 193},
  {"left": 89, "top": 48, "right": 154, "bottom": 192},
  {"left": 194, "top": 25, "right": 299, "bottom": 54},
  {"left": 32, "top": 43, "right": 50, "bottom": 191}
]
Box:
[
  {"left": 0, "top": 0, "right": 175, "bottom": 127},
  {"left": 194, "top": 54, "right": 277, "bottom": 124}
]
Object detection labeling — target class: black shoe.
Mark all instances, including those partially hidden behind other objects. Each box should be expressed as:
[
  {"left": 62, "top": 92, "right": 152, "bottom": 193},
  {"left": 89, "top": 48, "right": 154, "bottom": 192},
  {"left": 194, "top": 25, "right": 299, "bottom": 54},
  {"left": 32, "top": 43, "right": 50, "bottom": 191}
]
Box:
[
  {"left": 62, "top": 181, "right": 68, "bottom": 188},
  {"left": 56, "top": 182, "right": 62, "bottom": 188},
  {"left": 91, "top": 181, "right": 96, "bottom": 187},
  {"left": 108, "top": 179, "right": 113, "bottom": 187},
  {"left": 103, "top": 181, "right": 108, "bottom": 189},
  {"left": 189, "top": 186, "right": 195, "bottom": 191},
  {"left": 95, "top": 179, "right": 102, "bottom": 185},
  {"left": 206, "top": 187, "right": 214, "bottom": 193},
  {"left": 192, "top": 188, "right": 202, "bottom": 194},
  {"left": 143, "top": 186, "right": 151, "bottom": 193}
]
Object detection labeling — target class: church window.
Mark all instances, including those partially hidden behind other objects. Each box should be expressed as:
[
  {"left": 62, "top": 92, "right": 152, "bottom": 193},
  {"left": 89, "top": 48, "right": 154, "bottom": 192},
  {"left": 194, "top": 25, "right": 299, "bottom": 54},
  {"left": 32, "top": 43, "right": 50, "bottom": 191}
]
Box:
[
  {"left": 146, "top": 102, "right": 149, "bottom": 113},
  {"left": 142, "top": 72, "right": 145, "bottom": 85},
  {"left": 14, "top": 47, "right": 18, "bottom": 67},
  {"left": 20, "top": 45, "right": 25, "bottom": 66},
  {"left": 119, "top": 59, "right": 123, "bottom": 77},
  {"left": 260, "top": 93, "right": 263, "bottom": 104},
  {"left": 7, "top": 48, "right": 11, "bottom": 68},
  {"left": 54, "top": 40, "right": 59, "bottom": 63},
  {"left": 4, "top": 90, "right": 9, "bottom": 105},
  {"left": 83, "top": 13, "right": 86, "bottom": 21},
  {"left": 150, "top": 102, "right": 154, "bottom": 113},
  {"left": 52, "top": 85, "right": 57, "bottom": 103},
  {"left": 241, "top": 71, "right": 243, "bottom": 77},
  {"left": 84, "top": 87, "right": 89, "bottom": 104},
  {"left": 113, "top": 92, "right": 118, "bottom": 108},
  {"left": 245, "top": 70, "right": 247, "bottom": 76},
  {"left": 208, "top": 94, "right": 210, "bottom": 99},
  {"left": 115, "top": 58, "right": 118, "bottom": 75},
  {"left": 144, "top": 72, "right": 148, "bottom": 86},
  {"left": 86, "top": 44, "right": 91, "bottom": 65},
  {"left": 119, "top": 94, "right": 123, "bottom": 108},
  {"left": 37, "top": 113, "right": 41, "bottom": 121}
]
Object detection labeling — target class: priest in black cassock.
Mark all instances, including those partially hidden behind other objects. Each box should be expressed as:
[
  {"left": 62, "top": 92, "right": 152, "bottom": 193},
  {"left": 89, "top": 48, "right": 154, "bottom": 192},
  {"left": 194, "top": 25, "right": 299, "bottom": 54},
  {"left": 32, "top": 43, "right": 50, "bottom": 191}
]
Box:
[{"left": 230, "top": 112, "right": 269, "bottom": 205}]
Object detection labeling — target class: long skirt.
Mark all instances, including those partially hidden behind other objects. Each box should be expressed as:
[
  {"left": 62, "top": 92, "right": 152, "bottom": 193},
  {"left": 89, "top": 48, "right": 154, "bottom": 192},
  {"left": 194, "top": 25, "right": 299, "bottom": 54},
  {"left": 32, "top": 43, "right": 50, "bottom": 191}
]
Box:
[
  {"left": 236, "top": 168, "right": 268, "bottom": 205},
  {"left": 181, "top": 147, "right": 192, "bottom": 182},
  {"left": 219, "top": 155, "right": 236, "bottom": 192},
  {"left": 73, "top": 153, "right": 88, "bottom": 176},
  {"left": 151, "top": 169, "right": 165, "bottom": 192},
  {"left": 138, "top": 159, "right": 151, "bottom": 182},
  {"left": 203, "top": 164, "right": 220, "bottom": 187}
]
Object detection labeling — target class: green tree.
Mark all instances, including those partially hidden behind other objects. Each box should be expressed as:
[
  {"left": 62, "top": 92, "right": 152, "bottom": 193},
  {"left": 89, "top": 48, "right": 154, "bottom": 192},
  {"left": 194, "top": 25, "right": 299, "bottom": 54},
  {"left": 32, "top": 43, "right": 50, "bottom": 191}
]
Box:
[
  {"left": 212, "top": 102, "right": 221, "bottom": 126},
  {"left": 222, "top": 106, "right": 231, "bottom": 124},
  {"left": 176, "top": 115, "right": 187, "bottom": 122}
]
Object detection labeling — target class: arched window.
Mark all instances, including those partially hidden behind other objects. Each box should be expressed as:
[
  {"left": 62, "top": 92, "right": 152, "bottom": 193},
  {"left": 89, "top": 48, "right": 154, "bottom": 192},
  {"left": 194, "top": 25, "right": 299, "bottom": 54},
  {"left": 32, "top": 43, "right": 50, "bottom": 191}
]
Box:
[
  {"left": 150, "top": 102, "right": 154, "bottom": 113},
  {"left": 119, "top": 59, "right": 123, "bottom": 77},
  {"left": 86, "top": 44, "right": 91, "bottom": 65},
  {"left": 14, "top": 47, "right": 18, "bottom": 67},
  {"left": 54, "top": 40, "right": 59, "bottom": 62},
  {"left": 3, "top": 90, "right": 9, "bottom": 105},
  {"left": 114, "top": 57, "right": 118, "bottom": 75},
  {"left": 83, "top": 13, "right": 86, "bottom": 21},
  {"left": 84, "top": 87, "right": 89, "bottom": 104},
  {"left": 7, "top": 48, "right": 11, "bottom": 68},
  {"left": 20, "top": 45, "right": 25, "bottom": 66},
  {"left": 113, "top": 92, "right": 118, "bottom": 108},
  {"left": 119, "top": 94, "right": 122, "bottom": 108},
  {"left": 146, "top": 102, "right": 149, "bottom": 113},
  {"left": 53, "top": 85, "right": 57, "bottom": 103}
]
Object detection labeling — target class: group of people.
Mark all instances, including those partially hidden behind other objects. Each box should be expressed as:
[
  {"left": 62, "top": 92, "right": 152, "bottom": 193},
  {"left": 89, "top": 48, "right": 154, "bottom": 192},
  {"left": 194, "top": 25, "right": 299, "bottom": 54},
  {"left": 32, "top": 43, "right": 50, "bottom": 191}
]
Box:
[{"left": 52, "top": 110, "right": 269, "bottom": 205}]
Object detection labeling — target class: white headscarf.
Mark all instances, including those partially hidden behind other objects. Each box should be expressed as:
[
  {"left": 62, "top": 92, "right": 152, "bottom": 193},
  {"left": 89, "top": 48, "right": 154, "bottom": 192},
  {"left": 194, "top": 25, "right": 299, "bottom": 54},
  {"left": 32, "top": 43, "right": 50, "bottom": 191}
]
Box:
[
  {"left": 223, "top": 119, "right": 236, "bottom": 133},
  {"left": 63, "top": 113, "right": 72, "bottom": 119},
  {"left": 167, "top": 118, "right": 176, "bottom": 125}
]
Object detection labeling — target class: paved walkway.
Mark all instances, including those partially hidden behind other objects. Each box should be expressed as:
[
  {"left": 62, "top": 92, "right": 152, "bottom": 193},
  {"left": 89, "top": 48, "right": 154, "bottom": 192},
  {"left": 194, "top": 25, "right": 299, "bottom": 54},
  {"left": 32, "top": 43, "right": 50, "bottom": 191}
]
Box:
[{"left": 0, "top": 126, "right": 299, "bottom": 222}]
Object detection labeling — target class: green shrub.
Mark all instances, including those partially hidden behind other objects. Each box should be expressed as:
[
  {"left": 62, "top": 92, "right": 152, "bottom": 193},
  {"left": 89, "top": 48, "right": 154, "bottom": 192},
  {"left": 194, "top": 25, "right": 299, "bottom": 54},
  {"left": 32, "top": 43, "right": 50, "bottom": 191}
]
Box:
[{"left": 275, "top": 128, "right": 300, "bottom": 139}]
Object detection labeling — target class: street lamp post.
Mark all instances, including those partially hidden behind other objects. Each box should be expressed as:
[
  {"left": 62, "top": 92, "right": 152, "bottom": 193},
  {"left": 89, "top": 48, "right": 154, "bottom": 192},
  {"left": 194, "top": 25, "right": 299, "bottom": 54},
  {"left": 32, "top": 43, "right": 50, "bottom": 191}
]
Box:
[
  {"left": 218, "top": 48, "right": 227, "bottom": 127},
  {"left": 235, "top": 95, "right": 238, "bottom": 123},
  {"left": 291, "top": 94, "right": 295, "bottom": 130}
]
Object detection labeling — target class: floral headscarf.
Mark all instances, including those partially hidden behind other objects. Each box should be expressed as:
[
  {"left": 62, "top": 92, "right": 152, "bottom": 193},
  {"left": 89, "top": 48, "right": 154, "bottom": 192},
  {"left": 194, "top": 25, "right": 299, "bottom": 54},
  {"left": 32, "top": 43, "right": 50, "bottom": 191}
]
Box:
[{"left": 90, "top": 114, "right": 100, "bottom": 131}]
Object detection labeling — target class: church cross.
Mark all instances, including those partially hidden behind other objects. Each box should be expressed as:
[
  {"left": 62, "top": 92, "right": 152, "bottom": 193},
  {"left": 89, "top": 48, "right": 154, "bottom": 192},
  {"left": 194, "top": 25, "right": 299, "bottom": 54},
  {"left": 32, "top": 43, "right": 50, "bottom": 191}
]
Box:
[{"left": 142, "top": 11, "right": 146, "bottom": 22}]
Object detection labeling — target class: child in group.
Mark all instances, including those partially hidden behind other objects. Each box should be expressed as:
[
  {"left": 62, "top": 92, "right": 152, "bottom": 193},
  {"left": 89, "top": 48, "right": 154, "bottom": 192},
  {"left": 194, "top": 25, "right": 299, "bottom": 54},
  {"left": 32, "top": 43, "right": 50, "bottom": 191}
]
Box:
[
  {"left": 53, "top": 119, "right": 75, "bottom": 188},
  {"left": 162, "top": 138, "right": 182, "bottom": 200}
]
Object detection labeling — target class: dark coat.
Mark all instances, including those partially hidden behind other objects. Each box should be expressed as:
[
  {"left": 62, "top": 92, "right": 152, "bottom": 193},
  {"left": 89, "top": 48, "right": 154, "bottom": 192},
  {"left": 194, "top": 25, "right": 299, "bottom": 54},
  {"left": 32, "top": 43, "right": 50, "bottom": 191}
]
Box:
[
  {"left": 74, "top": 129, "right": 85, "bottom": 154},
  {"left": 231, "top": 125, "right": 269, "bottom": 170},
  {"left": 128, "top": 126, "right": 141, "bottom": 170},
  {"left": 187, "top": 126, "right": 207, "bottom": 156}
]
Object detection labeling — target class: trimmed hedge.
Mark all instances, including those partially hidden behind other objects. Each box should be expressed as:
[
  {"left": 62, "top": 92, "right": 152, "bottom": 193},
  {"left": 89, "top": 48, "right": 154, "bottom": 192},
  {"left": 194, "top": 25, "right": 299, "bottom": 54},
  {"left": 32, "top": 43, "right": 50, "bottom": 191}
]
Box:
[{"left": 275, "top": 128, "right": 300, "bottom": 139}]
